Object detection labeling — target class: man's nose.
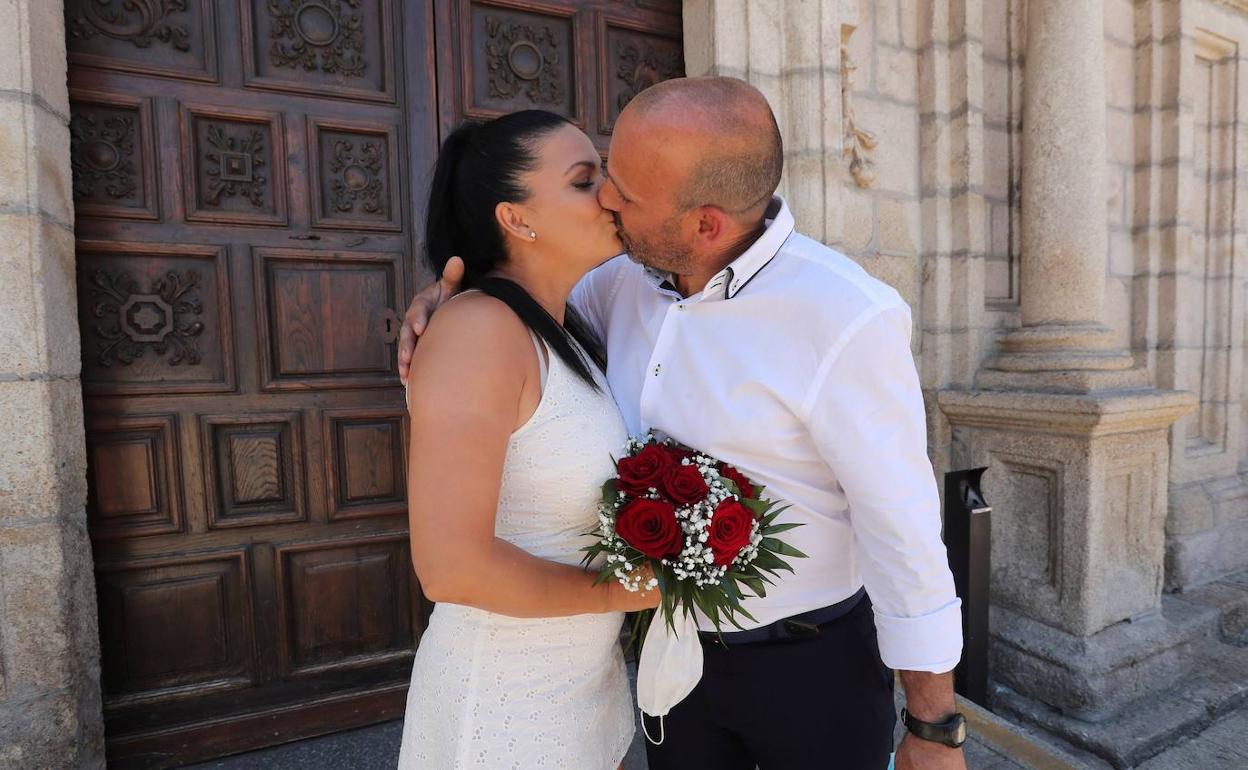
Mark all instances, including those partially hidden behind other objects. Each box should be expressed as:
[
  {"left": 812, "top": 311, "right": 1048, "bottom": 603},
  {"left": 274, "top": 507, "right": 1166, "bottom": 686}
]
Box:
[{"left": 598, "top": 179, "right": 620, "bottom": 212}]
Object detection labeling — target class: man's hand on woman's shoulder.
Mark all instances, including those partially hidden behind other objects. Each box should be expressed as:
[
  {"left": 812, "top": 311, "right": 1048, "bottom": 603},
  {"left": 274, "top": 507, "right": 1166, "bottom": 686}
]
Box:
[{"left": 398, "top": 255, "right": 465, "bottom": 384}]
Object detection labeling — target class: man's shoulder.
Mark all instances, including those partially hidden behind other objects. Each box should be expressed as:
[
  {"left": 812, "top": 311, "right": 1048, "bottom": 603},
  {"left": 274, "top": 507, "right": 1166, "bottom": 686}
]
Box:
[
  {"left": 772, "top": 232, "right": 907, "bottom": 317},
  {"left": 587, "top": 253, "right": 637, "bottom": 283},
  {"left": 578, "top": 253, "right": 639, "bottom": 298}
]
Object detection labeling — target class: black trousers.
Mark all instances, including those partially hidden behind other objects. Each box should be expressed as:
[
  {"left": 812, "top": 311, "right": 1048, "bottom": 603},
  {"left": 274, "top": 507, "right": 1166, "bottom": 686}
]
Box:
[{"left": 644, "top": 595, "right": 895, "bottom": 770}]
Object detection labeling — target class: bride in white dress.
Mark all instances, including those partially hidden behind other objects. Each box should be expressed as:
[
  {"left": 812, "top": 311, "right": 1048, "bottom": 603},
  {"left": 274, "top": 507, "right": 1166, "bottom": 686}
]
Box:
[{"left": 398, "top": 110, "right": 658, "bottom": 769}]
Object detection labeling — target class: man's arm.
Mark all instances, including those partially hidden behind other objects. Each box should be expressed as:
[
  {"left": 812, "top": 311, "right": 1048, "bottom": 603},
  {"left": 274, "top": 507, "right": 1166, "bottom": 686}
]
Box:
[
  {"left": 896, "top": 669, "right": 963, "bottom": 768},
  {"left": 801, "top": 301, "right": 966, "bottom": 768}
]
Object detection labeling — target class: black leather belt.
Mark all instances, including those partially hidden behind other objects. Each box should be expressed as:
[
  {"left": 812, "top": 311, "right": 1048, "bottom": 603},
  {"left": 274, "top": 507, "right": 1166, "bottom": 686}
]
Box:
[{"left": 698, "top": 586, "right": 867, "bottom": 645}]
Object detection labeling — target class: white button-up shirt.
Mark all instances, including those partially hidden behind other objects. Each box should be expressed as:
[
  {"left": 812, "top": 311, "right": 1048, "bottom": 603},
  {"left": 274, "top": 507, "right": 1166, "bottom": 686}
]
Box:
[{"left": 571, "top": 197, "right": 962, "bottom": 673}]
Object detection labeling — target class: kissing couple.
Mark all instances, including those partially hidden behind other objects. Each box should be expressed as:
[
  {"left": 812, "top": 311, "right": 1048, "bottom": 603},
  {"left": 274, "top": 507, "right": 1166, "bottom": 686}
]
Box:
[{"left": 395, "top": 76, "right": 969, "bottom": 770}]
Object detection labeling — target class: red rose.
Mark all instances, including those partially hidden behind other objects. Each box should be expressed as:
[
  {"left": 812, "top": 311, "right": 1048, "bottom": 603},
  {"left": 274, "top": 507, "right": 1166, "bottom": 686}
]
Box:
[
  {"left": 708, "top": 499, "right": 756, "bottom": 566},
  {"left": 664, "top": 445, "right": 695, "bottom": 466},
  {"left": 718, "top": 463, "right": 756, "bottom": 499},
  {"left": 662, "top": 464, "right": 709, "bottom": 505},
  {"left": 617, "top": 444, "right": 673, "bottom": 496},
  {"left": 615, "top": 498, "right": 683, "bottom": 559}
]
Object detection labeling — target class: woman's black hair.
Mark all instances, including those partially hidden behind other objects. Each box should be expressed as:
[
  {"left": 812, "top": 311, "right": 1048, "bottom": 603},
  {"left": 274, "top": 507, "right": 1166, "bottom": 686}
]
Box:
[{"left": 425, "top": 110, "right": 606, "bottom": 389}]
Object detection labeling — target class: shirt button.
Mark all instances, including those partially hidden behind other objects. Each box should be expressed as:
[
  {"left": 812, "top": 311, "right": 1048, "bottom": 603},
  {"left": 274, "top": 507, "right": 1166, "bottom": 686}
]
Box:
[{"left": 653, "top": 364, "right": 661, "bottom": 377}]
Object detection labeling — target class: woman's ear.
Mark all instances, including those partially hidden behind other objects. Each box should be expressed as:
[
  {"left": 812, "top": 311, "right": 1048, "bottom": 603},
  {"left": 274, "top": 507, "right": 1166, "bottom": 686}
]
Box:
[{"left": 495, "top": 202, "right": 533, "bottom": 243}]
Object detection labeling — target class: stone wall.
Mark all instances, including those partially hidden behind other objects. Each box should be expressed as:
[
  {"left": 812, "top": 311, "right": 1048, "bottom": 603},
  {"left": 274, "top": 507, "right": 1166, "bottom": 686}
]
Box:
[
  {"left": 0, "top": 0, "right": 104, "bottom": 766},
  {"left": 683, "top": 0, "right": 992, "bottom": 484},
  {"left": 1128, "top": 0, "right": 1248, "bottom": 589},
  {"left": 974, "top": 0, "right": 1248, "bottom": 590},
  {"left": 686, "top": 0, "right": 1248, "bottom": 591}
]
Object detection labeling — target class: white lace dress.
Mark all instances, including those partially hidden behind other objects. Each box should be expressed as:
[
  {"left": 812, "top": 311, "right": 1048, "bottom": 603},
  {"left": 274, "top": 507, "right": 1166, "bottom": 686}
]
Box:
[{"left": 398, "top": 334, "right": 634, "bottom": 769}]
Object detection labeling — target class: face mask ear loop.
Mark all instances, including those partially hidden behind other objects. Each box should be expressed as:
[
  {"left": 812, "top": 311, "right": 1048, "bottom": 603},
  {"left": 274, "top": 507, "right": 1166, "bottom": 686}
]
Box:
[{"left": 641, "top": 711, "right": 665, "bottom": 746}]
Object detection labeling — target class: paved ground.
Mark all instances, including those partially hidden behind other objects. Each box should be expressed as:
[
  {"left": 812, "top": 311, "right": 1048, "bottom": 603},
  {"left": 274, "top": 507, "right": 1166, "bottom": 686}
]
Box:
[
  {"left": 1134, "top": 708, "right": 1248, "bottom": 770},
  {"left": 186, "top": 694, "right": 1027, "bottom": 770},
  {"left": 185, "top": 700, "right": 1248, "bottom": 769},
  {"left": 182, "top": 721, "right": 403, "bottom": 770},
  {"left": 184, "top": 661, "right": 1248, "bottom": 770},
  {"left": 184, "top": 716, "right": 1027, "bottom": 770}
]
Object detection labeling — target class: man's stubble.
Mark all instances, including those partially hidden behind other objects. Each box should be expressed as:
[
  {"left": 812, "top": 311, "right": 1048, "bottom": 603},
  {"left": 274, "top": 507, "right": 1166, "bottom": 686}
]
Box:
[{"left": 614, "top": 212, "right": 695, "bottom": 277}]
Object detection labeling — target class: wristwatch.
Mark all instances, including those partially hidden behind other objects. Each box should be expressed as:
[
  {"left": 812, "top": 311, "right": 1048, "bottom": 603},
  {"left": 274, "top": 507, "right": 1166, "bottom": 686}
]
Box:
[{"left": 900, "top": 708, "right": 968, "bottom": 748}]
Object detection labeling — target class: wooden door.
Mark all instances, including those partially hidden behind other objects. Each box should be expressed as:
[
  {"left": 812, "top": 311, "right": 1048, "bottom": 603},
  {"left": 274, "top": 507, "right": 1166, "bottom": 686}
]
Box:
[
  {"left": 67, "top": 1, "right": 437, "bottom": 765},
  {"left": 67, "top": 0, "right": 682, "bottom": 767},
  {"left": 434, "top": 0, "right": 685, "bottom": 153}
]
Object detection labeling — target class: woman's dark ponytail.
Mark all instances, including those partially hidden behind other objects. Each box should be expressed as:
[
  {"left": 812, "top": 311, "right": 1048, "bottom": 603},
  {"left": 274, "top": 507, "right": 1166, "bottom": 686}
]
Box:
[
  {"left": 424, "top": 111, "right": 606, "bottom": 388},
  {"left": 425, "top": 123, "right": 478, "bottom": 283}
]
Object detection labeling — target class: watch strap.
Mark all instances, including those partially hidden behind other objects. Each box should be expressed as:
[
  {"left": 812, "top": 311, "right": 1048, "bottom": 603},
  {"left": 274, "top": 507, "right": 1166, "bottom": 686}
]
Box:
[{"left": 901, "top": 707, "right": 968, "bottom": 748}]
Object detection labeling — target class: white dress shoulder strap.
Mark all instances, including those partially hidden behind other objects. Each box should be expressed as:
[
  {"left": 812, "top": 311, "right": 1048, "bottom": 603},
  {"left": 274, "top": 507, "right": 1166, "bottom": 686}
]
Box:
[{"left": 528, "top": 330, "right": 549, "bottom": 392}]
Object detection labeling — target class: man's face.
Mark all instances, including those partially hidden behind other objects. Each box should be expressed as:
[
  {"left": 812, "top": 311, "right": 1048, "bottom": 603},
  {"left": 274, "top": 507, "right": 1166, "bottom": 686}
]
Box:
[{"left": 597, "top": 115, "right": 696, "bottom": 275}]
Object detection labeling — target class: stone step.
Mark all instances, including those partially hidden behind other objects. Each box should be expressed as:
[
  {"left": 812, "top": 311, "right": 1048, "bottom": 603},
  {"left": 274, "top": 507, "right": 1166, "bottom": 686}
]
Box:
[
  {"left": 991, "top": 634, "right": 1248, "bottom": 769},
  {"left": 1169, "top": 571, "right": 1248, "bottom": 645}
]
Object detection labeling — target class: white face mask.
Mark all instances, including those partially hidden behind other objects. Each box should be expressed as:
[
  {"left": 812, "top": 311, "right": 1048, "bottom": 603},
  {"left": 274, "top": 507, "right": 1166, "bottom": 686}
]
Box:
[{"left": 635, "top": 611, "right": 704, "bottom": 744}]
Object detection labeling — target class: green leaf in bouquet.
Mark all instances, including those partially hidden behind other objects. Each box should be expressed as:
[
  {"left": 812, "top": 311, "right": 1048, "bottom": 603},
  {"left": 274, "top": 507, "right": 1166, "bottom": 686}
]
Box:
[
  {"left": 600, "top": 478, "right": 618, "bottom": 507},
  {"left": 749, "top": 548, "right": 791, "bottom": 575},
  {"left": 653, "top": 562, "right": 676, "bottom": 625},
  {"left": 741, "top": 498, "right": 770, "bottom": 517},
  {"left": 763, "top": 521, "right": 803, "bottom": 536},
  {"left": 761, "top": 537, "right": 808, "bottom": 559},
  {"left": 580, "top": 541, "right": 608, "bottom": 564},
  {"left": 761, "top": 503, "right": 792, "bottom": 527},
  {"left": 659, "top": 586, "right": 679, "bottom": 634},
  {"left": 718, "top": 476, "right": 741, "bottom": 497},
  {"left": 736, "top": 573, "right": 767, "bottom": 598},
  {"left": 720, "top": 592, "right": 756, "bottom": 629},
  {"left": 741, "top": 563, "right": 777, "bottom": 586},
  {"left": 691, "top": 589, "right": 721, "bottom": 632},
  {"left": 653, "top": 561, "right": 670, "bottom": 596},
  {"left": 625, "top": 609, "right": 654, "bottom": 659},
  {"left": 580, "top": 548, "right": 598, "bottom": 570},
  {"left": 680, "top": 580, "right": 697, "bottom": 620}
]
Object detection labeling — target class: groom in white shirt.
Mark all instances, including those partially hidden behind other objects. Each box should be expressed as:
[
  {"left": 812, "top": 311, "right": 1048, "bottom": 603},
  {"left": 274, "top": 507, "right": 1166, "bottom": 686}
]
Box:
[{"left": 401, "top": 77, "right": 967, "bottom": 770}]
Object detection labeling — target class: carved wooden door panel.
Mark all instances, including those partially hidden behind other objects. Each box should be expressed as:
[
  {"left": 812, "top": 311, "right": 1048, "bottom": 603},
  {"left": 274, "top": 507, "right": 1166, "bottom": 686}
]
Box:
[
  {"left": 434, "top": 0, "right": 685, "bottom": 153},
  {"left": 68, "top": 0, "right": 682, "bottom": 766},
  {"left": 65, "top": 1, "right": 437, "bottom": 766}
]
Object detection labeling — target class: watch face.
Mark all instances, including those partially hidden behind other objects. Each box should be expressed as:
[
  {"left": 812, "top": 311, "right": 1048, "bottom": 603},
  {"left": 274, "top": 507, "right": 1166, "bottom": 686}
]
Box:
[{"left": 952, "top": 719, "right": 968, "bottom": 746}]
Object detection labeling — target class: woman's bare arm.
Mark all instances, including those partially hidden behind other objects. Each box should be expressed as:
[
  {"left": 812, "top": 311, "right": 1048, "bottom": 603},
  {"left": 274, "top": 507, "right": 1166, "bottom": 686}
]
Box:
[{"left": 406, "top": 293, "right": 654, "bottom": 617}]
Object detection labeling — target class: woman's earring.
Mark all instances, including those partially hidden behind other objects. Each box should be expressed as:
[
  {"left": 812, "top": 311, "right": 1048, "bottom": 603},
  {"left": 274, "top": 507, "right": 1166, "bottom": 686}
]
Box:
[{"left": 529, "top": 231, "right": 537, "bottom": 241}]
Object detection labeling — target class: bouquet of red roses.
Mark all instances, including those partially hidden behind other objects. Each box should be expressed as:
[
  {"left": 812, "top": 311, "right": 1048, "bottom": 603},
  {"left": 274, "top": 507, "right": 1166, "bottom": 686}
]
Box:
[{"left": 582, "top": 434, "right": 806, "bottom": 636}]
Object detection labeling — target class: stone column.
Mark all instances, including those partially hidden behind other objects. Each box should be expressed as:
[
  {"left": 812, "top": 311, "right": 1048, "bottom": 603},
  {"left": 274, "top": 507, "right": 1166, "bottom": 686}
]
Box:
[
  {"left": 682, "top": 0, "right": 848, "bottom": 246},
  {"left": 0, "top": 0, "right": 105, "bottom": 766},
  {"left": 939, "top": 0, "right": 1199, "bottom": 759},
  {"left": 978, "top": 0, "right": 1145, "bottom": 391}
]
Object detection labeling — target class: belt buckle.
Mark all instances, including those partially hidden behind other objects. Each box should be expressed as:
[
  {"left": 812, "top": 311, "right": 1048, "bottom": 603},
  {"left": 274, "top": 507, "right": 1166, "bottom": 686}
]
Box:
[{"left": 782, "top": 619, "right": 820, "bottom": 638}]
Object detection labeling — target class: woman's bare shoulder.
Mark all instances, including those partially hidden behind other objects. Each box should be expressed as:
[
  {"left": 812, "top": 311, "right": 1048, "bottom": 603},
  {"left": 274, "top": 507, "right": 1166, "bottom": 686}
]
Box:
[{"left": 407, "top": 290, "right": 531, "bottom": 392}]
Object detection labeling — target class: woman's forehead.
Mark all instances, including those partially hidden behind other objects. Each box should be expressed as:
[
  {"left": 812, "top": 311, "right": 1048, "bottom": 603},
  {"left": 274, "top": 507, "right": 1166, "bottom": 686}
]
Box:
[{"left": 537, "top": 124, "right": 596, "bottom": 164}]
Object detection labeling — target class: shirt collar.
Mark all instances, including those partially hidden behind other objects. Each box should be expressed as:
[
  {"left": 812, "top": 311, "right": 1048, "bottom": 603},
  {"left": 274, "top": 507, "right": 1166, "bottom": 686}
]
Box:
[{"left": 641, "top": 196, "right": 796, "bottom": 301}]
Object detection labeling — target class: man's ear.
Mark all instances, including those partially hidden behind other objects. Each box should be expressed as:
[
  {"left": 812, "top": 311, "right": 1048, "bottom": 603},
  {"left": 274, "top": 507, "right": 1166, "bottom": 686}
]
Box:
[
  {"left": 495, "top": 201, "right": 532, "bottom": 242},
  {"left": 692, "top": 206, "right": 726, "bottom": 245}
]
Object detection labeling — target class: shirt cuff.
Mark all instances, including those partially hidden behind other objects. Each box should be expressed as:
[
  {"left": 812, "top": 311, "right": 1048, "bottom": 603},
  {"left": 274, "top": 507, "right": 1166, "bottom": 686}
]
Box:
[{"left": 872, "top": 597, "right": 964, "bottom": 674}]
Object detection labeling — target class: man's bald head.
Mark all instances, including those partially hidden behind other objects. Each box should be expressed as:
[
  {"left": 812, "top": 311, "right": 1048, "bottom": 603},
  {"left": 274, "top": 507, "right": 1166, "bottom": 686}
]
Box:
[{"left": 620, "top": 76, "right": 783, "bottom": 217}]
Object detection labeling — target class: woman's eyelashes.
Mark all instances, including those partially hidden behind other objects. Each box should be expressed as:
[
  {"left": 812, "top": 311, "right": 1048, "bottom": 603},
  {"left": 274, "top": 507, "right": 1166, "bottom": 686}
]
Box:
[{"left": 572, "top": 169, "right": 601, "bottom": 190}]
